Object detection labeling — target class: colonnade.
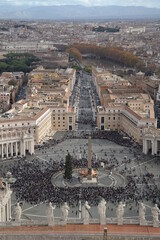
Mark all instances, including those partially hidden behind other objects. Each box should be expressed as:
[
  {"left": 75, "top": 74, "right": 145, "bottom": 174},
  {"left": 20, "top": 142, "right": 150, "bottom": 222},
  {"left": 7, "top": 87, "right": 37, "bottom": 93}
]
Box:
[
  {"left": 0, "top": 140, "right": 34, "bottom": 160},
  {"left": 0, "top": 130, "right": 34, "bottom": 160},
  {"left": 143, "top": 128, "right": 160, "bottom": 155},
  {"left": 143, "top": 139, "right": 159, "bottom": 155}
]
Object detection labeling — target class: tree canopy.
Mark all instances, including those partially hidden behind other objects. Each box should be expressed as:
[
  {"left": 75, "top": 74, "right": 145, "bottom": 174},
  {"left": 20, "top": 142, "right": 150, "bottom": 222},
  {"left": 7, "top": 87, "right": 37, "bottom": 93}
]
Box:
[
  {"left": 0, "top": 53, "right": 39, "bottom": 74},
  {"left": 66, "top": 47, "right": 82, "bottom": 63},
  {"left": 70, "top": 43, "right": 140, "bottom": 68}
]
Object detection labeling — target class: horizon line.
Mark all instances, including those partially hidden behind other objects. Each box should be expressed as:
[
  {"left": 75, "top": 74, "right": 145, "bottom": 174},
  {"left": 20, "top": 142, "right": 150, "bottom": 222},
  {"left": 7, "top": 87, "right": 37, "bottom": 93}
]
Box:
[{"left": 0, "top": 4, "right": 160, "bottom": 9}]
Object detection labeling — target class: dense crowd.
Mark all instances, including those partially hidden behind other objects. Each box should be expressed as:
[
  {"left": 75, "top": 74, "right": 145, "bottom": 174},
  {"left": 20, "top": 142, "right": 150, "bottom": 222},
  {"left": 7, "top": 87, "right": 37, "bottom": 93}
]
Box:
[
  {"left": 0, "top": 149, "right": 158, "bottom": 208},
  {"left": 37, "top": 130, "right": 139, "bottom": 150}
]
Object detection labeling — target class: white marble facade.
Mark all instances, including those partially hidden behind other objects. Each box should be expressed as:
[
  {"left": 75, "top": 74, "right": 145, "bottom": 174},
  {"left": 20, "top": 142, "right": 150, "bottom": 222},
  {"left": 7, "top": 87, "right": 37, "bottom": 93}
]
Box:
[
  {"left": 143, "top": 128, "right": 160, "bottom": 155},
  {"left": 0, "top": 130, "right": 34, "bottom": 160}
]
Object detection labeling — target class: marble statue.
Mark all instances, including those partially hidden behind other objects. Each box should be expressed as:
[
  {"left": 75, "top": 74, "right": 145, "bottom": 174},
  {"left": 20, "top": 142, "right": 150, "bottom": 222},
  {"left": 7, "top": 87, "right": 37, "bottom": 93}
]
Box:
[
  {"left": 139, "top": 202, "right": 147, "bottom": 225},
  {"left": 116, "top": 202, "right": 125, "bottom": 225},
  {"left": 46, "top": 202, "right": 56, "bottom": 226},
  {"left": 82, "top": 201, "right": 91, "bottom": 225},
  {"left": 61, "top": 202, "right": 70, "bottom": 224},
  {"left": 152, "top": 204, "right": 160, "bottom": 228},
  {"left": 14, "top": 203, "right": 22, "bottom": 222},
  {"left": 98, "top": 198, "right": 106, "bottom": 225}
]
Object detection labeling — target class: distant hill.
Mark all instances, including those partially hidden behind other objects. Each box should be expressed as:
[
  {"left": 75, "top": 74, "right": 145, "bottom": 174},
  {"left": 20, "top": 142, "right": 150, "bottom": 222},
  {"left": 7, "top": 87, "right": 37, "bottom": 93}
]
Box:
[{"left": 0, "top": 5, "right": 160, "bottom": 20}]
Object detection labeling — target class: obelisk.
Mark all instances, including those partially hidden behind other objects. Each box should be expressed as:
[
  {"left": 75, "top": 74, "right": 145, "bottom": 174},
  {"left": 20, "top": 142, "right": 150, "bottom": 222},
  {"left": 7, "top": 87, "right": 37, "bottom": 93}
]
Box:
[{"left": 88, "top": 134, "right": 92, "bottom": 180}]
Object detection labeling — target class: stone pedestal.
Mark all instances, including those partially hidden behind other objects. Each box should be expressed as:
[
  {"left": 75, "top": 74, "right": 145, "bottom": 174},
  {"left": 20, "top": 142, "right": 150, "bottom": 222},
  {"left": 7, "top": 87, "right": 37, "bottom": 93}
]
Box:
[
  {"left": 100, "top": 217, "right": 106, "bottom": 225},
  {"left": 117, "top": 218, "right": 123, "bottom": 226},
  {"left": 83, "top": 218, "right": 89, "bottom": 225},
  {"left": 82, "top": 177, "right": 98, "bottom": 184},
  {"left": 140, "top": 219, "right": 147, "bottom": 226},
  {"left": 48, "top": 221, "right": 55, "bottom": 226},
  {"left": 12, "top": 221, "right": 21, "bottom": 226},
  {"left": 60, "top": 220, "right": 67, "bottom": 226},
  {"left": 153, "top": 220, "right": 159, "bottom": 228}
]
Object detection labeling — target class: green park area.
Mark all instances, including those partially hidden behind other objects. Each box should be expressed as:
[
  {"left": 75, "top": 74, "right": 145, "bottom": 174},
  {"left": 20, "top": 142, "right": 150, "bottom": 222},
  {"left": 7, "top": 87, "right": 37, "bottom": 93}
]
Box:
[{"left": 0, "top": 52, "right": 39, "bottom": 73}]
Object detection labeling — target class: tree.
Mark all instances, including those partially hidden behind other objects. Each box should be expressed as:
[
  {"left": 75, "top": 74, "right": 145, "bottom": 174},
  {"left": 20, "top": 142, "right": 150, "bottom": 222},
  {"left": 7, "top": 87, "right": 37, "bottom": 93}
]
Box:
[
  {"left": 64, "top": 153, "right": 73, "bottom": 180},
  {"left": 66, "top": 47, "right": 82, "bottom": 63},
  {"left": 0, "top": 62, "right": 8, "bottom": 73},
  {"left": 70, "top": 43, "right": 140, "bottom": 68}
]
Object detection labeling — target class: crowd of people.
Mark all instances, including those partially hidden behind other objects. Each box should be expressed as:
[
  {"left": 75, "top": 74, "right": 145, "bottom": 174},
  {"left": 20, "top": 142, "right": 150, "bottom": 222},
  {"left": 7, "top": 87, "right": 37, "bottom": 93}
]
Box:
[
  {"left": 37, "top": 130, "right": 139, "bottom": 151},
  {"left": 0, "top": 147, "right": 158, "bottom": 209}
]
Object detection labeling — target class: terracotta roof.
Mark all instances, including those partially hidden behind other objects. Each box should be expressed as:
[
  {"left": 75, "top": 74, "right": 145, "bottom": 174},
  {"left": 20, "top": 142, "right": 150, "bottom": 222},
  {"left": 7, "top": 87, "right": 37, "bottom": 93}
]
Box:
[{"left": 124, "top": 106, "right": 142, "bottom": 120}]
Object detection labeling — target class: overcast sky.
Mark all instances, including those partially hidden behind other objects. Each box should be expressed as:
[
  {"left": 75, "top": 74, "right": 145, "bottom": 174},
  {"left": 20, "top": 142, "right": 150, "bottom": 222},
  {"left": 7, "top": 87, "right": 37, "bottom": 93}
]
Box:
[{"left": 0, "top": 0, "right": 160, "bottom": 8}]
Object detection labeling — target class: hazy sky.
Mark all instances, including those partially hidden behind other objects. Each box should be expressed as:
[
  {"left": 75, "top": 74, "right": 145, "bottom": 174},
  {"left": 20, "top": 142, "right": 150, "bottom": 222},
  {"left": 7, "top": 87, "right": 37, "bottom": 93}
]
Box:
[{"left": 0, "top": 0, "right": 160, "bottom": 8}]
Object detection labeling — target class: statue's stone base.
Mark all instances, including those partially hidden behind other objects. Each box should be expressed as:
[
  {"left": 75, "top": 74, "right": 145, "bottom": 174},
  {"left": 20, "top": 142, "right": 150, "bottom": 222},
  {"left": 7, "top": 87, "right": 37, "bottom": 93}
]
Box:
[
  {"left": 82, "top": 177, "right": 97, "bottom": 184},
  {"left": 48, "top": 222, "right": 55, "bottom": 226},
  {"left": 117, "top": 219, "right": 123, "bottom": 226},
  {"left": 153, "top": 221, "right": 159, "bottom": 228},
  {"left": 12, "top": 222, "right": 21, "bottom": 226},
  {"left": 83, "top": 219, "right": 89, "bottom": 225},
  {"left": 100, "top": 219, "right": 106, "bottom": 225},
  {"left": 59, "top": 220, "right": 67, "bottom": 226},
  {"left": 140, "top": 220, "right": 147, "bottom": 226}
]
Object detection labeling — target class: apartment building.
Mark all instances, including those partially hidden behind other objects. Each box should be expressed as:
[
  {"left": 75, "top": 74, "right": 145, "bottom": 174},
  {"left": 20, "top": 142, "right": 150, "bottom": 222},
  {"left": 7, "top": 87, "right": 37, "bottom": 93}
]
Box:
[
  {"left": 0, "top": 100, "right": 52, "bottom": 146},
  {"left": 27, "top": 67, "right": 76, "bottom": 131},
  {"left": 94, "top": 67, "right": 157, "bottom": 143}
]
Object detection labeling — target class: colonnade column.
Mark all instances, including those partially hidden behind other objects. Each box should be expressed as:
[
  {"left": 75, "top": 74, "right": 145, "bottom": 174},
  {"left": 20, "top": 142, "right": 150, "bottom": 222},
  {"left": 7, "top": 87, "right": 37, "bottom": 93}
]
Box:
[
  {"left": 6, "top": 143, "right": 8, "bottom": 158},
  {"left": 152, "top": 139, "right": 158, "bottom": 155},
  {"left": 143, "top": 139, "right": 148, "bottom": 154},
  {"left": 30, "top": 140, "right": 34, "bottom": 155},
  {"left": 1, "top": 144, "right": 3, "bottom": 159},
  {"left": 11, "top": 142, "right": 13, "bottom": 156},
  {"left": 15, "top": 142, "right": 18, "bottom": 156},
  {"left": 21, "top": 141, "right": 25, "bottom": 157}
]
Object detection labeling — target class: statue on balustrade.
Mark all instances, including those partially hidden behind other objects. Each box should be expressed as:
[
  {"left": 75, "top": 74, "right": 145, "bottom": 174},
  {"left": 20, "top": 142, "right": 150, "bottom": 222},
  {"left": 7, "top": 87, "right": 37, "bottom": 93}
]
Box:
[
  {"left": 98, "top": 198, "right": 106, "bottom": 225},
  {"left": 82, "top": 201, "right": 91, "bottom": 225},
  {"left": 46, "top": 202, "right": 56, "bottom": 226},
  {"left": 14, "top": 203, "right": 22, "bottom": 222},
  {"left": 152, "top": 204, "right": 160, "bottom": 228},
  {"left": 139, "top": 202, "right": 147, "bottom": 225},
  {"left": 61, "top": 202, "right": 70, "bottom": 224},
  {"left": 116, "top": 201, "right": 125, "bottom": 225}
]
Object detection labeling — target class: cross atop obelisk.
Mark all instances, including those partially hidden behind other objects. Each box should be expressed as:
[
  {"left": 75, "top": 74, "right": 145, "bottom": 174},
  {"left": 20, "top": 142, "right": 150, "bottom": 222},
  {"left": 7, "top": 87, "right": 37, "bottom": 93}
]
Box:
[{"left": 88, "top": 134, "right": 92, "bottom": 180}]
